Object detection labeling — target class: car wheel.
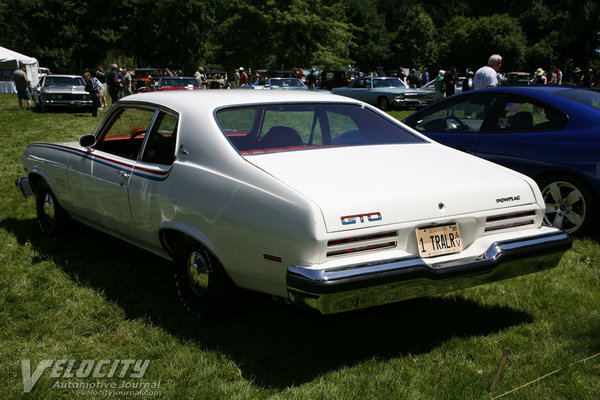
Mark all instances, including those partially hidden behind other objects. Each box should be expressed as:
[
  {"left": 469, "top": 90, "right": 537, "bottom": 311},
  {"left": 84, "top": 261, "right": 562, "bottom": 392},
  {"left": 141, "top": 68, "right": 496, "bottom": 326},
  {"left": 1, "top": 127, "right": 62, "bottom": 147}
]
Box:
[
  {"left": 173, "top": 237, "right": 236, "bottom": 316},
  {"left": 377, "top": 96, "right": 390, "bottom": 111},
  {"left": 35, "top": 180, "right": 68, "bottom": 236},
  {"left": 538, "top": 174, "right": 596, "bottom": 235}
]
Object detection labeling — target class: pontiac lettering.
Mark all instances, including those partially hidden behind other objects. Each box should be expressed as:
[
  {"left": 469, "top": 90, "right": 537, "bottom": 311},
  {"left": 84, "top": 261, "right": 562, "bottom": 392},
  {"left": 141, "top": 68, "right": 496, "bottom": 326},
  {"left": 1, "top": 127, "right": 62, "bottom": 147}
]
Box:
[{"left": 496, "top": 195, "right": 521, "bottom": 203}]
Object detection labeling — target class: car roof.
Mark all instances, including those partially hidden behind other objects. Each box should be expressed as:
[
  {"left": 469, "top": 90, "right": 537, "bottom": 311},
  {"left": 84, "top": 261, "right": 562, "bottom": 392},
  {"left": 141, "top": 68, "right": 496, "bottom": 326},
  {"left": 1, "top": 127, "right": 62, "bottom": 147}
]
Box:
[
  {"left": 462, "top": 86, "right": 600, "bottom": 105},
  {"left": 404, "top": 85, "right": 600, "bottom": 128},
  {"left": 159, "top": 76, "right": 196, "bottom": 80},
  {"left": 44, "top": 74, "right": 81, "bottom": 78},
  {"left": 118, "top": 90, "right": 363, "bottom": 112}
]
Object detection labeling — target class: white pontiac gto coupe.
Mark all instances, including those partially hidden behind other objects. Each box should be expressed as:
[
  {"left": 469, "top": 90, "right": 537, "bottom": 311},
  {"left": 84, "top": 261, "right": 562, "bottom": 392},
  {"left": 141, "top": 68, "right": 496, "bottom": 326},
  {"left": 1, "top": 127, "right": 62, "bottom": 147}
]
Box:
[{"left": 16, "top": 90, "right": 571, "bottom": 315}]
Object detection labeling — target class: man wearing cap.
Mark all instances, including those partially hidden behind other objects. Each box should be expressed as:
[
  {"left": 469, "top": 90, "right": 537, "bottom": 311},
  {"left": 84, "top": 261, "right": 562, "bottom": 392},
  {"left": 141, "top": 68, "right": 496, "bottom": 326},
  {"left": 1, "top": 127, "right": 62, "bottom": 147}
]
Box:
[
  {"left": 473, "top": 54, "right": 502, "bottom": 90},
  {"left": 13, "top": 63, "right": 32, "bottom": 111},
  {"left": 239, "top": 67, "right": 248, "bottom": 86},
  {"left": 462, "top": 70, "right": 474, "bottom": 92},
  {"left": 434, "top": 70, "right": 445, "bottom": 100}
]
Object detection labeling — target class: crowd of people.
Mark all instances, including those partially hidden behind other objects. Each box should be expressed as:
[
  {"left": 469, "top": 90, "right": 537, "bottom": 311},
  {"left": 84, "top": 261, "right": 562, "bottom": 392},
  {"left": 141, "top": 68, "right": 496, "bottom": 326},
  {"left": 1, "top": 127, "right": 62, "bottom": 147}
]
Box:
[
  {"left": 391, "top": 54, "right": 599, "bottom": 100},
  {"left": 12, "top": 56, "right": 600, "bottom": 115}
]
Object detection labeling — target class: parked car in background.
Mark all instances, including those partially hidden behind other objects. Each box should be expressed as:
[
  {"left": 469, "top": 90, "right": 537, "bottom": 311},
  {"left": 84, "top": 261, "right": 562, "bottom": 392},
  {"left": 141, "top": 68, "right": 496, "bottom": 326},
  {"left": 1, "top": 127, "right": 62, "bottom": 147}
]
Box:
[
  {"left": 332, "top": 76, "right": 433, "bottom": 110},
  {"left": 132, "top": 68, "right": 161, "bottom": 91},
  {"left": 264, "top": 77, "right": 308, "bottom": 90},
  {"left": 16, "top": 90, "right": 571, "bottom": 316},
  {"left": 137, "top": 76, "right": 202, "bottom": 92},
  {"left": 319, "top": 70, "right": 360, "bottom": 90},
  {"left": 421, "top": 77, "right": 464, "bottom": 96},
  {"left": 233, "top": 77, "right": 308, "bottom": 90},
  {"left": 37, "top": 67, "right": 51, "bottom": 79},
  {"left": 403, "top": 86, "right": 600, "bottom": 234},
  {"left": 205, "top": 70, "right": 227, "bottom": 89},
  {"left": 266, "top": 69, "right": 296, "bottom": 78},
  {"left": 502, "top": 72, "right": 532, "bottom": 86},
  {"left": 32, "top": 74, "right": 93, "bottom": 113}
]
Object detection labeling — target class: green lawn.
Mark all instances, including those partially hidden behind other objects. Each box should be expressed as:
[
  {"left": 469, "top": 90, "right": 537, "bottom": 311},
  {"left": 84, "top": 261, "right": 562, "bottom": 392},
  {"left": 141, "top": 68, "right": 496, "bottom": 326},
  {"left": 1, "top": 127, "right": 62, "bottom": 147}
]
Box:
[{"left": 1, "top": 93, "right": 599, "bottom": 399}]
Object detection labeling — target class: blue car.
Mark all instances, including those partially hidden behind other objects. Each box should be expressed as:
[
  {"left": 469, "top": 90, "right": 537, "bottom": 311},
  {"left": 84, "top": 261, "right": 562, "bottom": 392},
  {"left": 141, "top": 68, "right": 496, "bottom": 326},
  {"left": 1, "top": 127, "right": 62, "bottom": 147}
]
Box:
[{"left": 403, "top": 86, "right": 600, "bottom": 235}]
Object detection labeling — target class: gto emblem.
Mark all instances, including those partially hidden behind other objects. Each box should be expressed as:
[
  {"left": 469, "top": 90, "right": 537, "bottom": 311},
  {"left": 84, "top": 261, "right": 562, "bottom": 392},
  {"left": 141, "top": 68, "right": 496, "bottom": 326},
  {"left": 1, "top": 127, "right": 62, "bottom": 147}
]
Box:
[
  {"left": 496, "top": 195, "right": 521, "bottom": 203},
  {"left": 341, "top": 212, "right": 382, "bottom": 225}
]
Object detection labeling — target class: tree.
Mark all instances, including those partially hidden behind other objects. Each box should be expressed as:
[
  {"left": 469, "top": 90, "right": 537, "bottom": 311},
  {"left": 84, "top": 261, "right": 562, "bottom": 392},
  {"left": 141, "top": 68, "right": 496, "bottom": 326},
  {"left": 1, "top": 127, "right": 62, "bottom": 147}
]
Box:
[
  {"left": 390, "top": 5, "right": 438, "bottom": 69},
  {"left": 439, "top": 14, "right": 526, "bottom": 72},
  {"left": 123, "top": 0, "right": 216, "bottom": 74},
  {"left": 344, "top": 0, "right": 392, "bottom": 71},
  {"left": 1, "top": 0, "right": 127, "bottom": 72},
  {"left": 214, "top": 0, "right": 353, "bottom": 71}
]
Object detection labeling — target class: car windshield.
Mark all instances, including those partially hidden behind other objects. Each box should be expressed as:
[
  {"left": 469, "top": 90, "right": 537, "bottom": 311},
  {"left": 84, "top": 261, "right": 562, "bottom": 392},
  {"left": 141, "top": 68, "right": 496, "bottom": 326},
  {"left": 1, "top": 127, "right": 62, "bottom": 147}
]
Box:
[
  {"left": 44, "top": 76, "right": 84, "bottom": 86},
  {"left": 373, "top": 78, "right": 407, "bottom": 88},
  {"left": 268, "top": 79, "right": 305, "bottom": 88},
  {"left": 555, "top": 89, "right": 600, "bottom": 111},
  {"left": 216, "top": 103, "right": 424, "bottom": 154},
  {"left": 160, "top": 78, "right": 200, "bottom": 88}
]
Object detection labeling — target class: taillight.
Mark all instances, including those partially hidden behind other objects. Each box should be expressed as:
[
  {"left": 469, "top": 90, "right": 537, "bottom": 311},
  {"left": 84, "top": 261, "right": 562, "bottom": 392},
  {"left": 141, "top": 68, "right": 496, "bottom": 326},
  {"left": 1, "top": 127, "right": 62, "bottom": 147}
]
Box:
[
  {"left": 485, "top": 210, "right": 536, "bottom": 232},
  {"left": 327, "top": 231, "right": 397, "bottom": 257}
]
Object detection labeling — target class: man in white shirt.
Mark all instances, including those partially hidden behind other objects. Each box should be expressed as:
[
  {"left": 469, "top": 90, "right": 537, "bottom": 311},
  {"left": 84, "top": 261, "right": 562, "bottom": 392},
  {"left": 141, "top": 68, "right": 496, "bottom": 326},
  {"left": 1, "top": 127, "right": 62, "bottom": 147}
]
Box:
[{"left": 473, "top": 54, "right": 502, "bottom": 90}]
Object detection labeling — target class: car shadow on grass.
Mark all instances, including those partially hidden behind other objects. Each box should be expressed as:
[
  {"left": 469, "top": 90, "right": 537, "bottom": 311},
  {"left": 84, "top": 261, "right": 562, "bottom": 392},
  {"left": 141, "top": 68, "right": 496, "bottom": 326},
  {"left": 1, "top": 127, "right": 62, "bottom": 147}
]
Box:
[{"left": 4, "top": 217, "right": 534, "bottom": 389}]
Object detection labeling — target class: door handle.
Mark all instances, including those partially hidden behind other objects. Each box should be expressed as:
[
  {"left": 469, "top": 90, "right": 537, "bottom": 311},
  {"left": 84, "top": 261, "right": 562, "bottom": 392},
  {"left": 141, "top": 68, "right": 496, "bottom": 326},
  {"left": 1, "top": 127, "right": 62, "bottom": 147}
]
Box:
[{"left": 118, "top": 171, "right": 130, "bottom": 186}]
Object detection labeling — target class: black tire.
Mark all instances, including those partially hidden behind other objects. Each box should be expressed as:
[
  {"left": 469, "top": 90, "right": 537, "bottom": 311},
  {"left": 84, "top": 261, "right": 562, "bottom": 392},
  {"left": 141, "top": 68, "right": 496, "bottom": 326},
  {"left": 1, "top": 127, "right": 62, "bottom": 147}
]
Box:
[
  {"left": 538, "top": 174, "right": 596, "bottom": 235},
  {"left": 173, "top": 237, "right": 237, "bottom": 317},
  {"left": 35, "top": 180, "right": 68, "bottom": 236},
  {"left": 378, "top": 96, "right": 390, "bottom": 111}
]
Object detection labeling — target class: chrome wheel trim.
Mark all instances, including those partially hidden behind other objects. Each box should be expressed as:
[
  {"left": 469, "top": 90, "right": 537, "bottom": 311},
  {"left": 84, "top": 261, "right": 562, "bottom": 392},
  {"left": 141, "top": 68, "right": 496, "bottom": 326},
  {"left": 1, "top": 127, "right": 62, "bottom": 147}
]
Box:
[
  {"left": 542, "top": 180, "right": 586, "bottom": 234},
  {"left": 187, "top": 250, "right": 211, "bottom": 296},
  {"left": 43, "top": 192, "right": 56, "bottom": 225}
]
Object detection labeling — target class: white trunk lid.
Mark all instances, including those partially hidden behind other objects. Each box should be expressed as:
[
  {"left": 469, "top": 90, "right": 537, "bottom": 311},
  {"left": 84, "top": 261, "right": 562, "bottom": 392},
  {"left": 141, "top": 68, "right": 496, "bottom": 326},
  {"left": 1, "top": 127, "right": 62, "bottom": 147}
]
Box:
[{"left": 246, "top": 144, "right": 537, "bottom": 233}]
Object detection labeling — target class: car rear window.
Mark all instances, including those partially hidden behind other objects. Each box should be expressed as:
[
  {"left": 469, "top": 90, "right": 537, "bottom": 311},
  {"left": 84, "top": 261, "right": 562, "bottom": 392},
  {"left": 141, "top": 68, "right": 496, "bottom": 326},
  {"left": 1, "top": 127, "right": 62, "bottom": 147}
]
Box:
[
  {"left": 215, "top": 103, "right": 424, "bottom": 154},
  {"left": 555, "top": 89, "right": 600, "bottom": 111}
]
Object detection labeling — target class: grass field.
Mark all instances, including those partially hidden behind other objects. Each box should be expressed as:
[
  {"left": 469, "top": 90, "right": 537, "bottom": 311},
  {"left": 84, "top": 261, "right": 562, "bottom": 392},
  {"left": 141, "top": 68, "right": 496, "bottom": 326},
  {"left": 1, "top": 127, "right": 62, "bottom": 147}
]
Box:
[{"left": 1, "top": 93, "right": 599, "bottom": 399}]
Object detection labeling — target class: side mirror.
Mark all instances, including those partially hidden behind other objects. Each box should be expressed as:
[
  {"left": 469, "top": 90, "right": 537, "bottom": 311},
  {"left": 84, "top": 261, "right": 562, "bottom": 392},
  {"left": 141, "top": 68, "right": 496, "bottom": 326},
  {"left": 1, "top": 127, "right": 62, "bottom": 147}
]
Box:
[{"left": 79, "top": 134, "right": 96, "bottom": 150}]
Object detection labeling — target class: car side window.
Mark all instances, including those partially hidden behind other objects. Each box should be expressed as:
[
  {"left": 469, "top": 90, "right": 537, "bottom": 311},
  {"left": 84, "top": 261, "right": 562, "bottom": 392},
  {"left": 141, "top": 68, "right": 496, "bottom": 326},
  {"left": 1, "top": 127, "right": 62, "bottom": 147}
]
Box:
[
  {"left": 413, "top": 94, "right": 499, "bottom": 133},
  {"left": 354, "top": 79, "right": 370, "bottom": 89},
  {"left": 94, "top": 108, "right": 156, "bottom": 159},
  {"left": 141, "top": 112, "right": 179, "bottom": 165},
  {"left": 493, "top": 99, "right": 566, "bottom": 131}
]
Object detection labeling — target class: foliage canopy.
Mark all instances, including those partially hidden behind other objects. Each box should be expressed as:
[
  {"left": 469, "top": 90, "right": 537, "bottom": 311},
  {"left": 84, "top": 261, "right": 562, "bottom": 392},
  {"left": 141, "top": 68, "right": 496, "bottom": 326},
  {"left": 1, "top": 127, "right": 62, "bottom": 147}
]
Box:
[{"left": 1, "top": 0, "right": 598, "bottom": 75}]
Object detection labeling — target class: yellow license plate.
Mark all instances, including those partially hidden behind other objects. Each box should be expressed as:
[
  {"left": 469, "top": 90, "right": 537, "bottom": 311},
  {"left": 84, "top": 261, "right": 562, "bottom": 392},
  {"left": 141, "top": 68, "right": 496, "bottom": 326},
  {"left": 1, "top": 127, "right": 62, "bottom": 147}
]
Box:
[{"left": 416, "top": 224, "right": 462, "bottom": 257}]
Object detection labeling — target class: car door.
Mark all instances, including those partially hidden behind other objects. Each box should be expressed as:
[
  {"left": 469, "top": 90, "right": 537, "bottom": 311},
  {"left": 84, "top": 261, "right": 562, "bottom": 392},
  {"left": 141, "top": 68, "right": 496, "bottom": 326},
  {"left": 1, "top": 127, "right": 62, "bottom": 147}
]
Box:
[
  {"left": 405, "top": 92, "right": 502, "bottom": 154},
  {"left": 127, "top": 110, "right": 179, "bottom": 249},
  {"left": 346, "top": 78, "right": 372, "bottom": 102},
  {"left": 67, "top": 106, "right": 158, "bottom": 236},
  {"left": 475, "top": 95, "right": 568, "bottom": 176}
]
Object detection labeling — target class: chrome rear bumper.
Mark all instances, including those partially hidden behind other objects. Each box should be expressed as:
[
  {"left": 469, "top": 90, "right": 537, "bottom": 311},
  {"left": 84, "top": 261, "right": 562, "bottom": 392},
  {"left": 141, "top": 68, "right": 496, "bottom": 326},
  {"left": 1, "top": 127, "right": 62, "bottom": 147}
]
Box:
[{"left": 287, "top": 231, "right": 572, "bottom": 314}]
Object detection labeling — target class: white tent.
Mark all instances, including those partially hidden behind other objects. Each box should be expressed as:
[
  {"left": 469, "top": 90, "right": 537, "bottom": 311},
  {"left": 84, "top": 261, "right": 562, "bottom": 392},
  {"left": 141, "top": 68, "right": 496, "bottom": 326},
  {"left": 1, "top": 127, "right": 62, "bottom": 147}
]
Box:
[{"left": 0, "top": 46, "right": 39, "bottom": 87}]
